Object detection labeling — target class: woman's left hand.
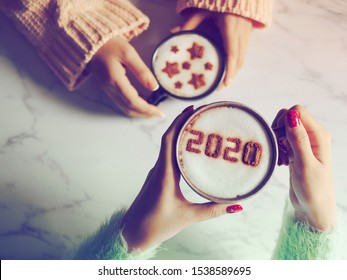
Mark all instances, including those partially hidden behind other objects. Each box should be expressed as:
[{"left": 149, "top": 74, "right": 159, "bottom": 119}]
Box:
[{"left": 172, "top": 10, "right": 253, "bottom": 87}]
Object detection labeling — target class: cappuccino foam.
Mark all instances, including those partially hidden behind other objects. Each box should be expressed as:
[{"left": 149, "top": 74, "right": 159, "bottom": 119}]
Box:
[
  {"left": 177, "top": 102, "right": 276, "bottom": 202},
  {"left": 153, "top": 33, "right": 222, "bottom": 98}
]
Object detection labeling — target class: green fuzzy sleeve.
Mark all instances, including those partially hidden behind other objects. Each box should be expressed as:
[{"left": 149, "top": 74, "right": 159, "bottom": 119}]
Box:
[
  {"left": 272, "top": 200, "right": 344, "bottom": 260},
  {"left": 71, "top": 209, "right": 160, "bottom": 260}
]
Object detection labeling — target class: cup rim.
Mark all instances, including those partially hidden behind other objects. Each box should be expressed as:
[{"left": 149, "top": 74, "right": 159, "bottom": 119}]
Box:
[
  {"left": 176, "top": 101, "right": 278, "bottom": 203},
  {"left": 151, "top": 31, "right": 226, "bottom": 100}
]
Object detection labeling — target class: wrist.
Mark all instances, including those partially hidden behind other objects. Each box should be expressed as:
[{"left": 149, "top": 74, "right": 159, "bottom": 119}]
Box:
[{"left": 294, "top": 208, "right": 336, "bottom": 232}]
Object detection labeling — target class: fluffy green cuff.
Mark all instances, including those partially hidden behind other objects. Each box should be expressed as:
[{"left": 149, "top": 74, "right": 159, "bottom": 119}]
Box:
[
  {"left": 273, "top": 200, "right": 340, "bottom": 260},
  {"left": 72, "top": 209, "right": 159, "bottom": 260}
]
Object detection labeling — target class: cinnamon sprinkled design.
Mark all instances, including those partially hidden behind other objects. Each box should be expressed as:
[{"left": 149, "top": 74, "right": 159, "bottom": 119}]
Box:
[
  {"left": 162, "top": 61, "right": 180, "bottom": 78},
  {"left": 242, "top": 142, "right": 262, "bottom": 166},
  {"left": 171, "top": 46, "right": 179, "bottom": 53},
  {"left": 174, "top": 81, "right": 183, "bottom": 89},
  {"left": 187, "top": 42, "right": 204, "bottom": 59},
  {"left": 204, "top": 62, "right": 213, "bottom": 70},
  {"left": 223, "top": 138, "right": 241, "bottom": 163},
  {"left": 182, "top": 61, "right": 191, "bottom": 70},
  {"left": 188, "top": 73, "right": 206, "bottom": 90}
]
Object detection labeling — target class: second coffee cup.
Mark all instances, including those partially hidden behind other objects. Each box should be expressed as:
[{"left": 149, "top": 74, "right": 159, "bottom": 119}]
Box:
[{"left": 148, "top": 31, "right": 225, "bottom": 105}]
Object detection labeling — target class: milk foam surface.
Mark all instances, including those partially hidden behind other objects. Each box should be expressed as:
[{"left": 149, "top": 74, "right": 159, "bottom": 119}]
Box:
[
  {"left": 178, "top": 104, "right": 275, "bottom": 201},
  {"left": 153, "top": 33, "right": 222, "bottom": 98}
]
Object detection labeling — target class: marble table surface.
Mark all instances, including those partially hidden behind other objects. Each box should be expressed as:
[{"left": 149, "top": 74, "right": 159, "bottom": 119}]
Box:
[{"left": 0, "top": 0, "right": 346, "bottom": 260}]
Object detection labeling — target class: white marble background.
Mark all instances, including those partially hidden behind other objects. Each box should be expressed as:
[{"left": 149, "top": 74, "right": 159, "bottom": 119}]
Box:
[{"left": 0, "top": 0, "right": 346, "bottom": 259}]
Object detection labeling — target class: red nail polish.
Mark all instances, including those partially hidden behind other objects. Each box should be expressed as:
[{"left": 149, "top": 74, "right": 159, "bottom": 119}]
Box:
[
  {"left": 226, "top": 204, "right": 243, "bottom": 213},
  {"left": 181, "top": 105, "right": 194, "bottom": 113},
  {"left": 287, "top": 110, "right": 300, "bottom": 128}
]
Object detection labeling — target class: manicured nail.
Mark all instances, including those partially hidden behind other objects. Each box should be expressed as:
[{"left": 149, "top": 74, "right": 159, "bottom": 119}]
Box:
[
  {"left": 157, "top": 111, "right": 165, "bottom": 117},
  {"left": 171, "top": 26, "right": 180, "bottom": 33},
  {"left": 224, "top": 79, "right": 231, "bottom": 87},
  {"left": 152, "top": 110, "right": 165, "bottom": 118},
  {"left": 287, "top": 110, "right": 300, "bottom": 128},
  {"left": 226, "top": 204, "right": 243, "bottom": 213},
  {"left": 181, "top": 105, "right": 194, "bottom": 113},
  {"left": 149, "top": 81, "right": 160, "bottom": 91}
]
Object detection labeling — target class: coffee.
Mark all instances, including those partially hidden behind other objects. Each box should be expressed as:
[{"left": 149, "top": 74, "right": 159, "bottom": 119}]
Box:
[
  {"left": 152, "top": 32, "right": 224, "bottom": 99},
  {"left": 176, "top": 102, "right": 277, "bottom": 203}
]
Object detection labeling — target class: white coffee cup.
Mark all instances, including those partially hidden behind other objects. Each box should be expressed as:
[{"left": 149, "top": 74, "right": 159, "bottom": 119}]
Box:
[
  {"left": 176, "top": 101, "right": 278, "bottom": 203},
  {"left": 148, "top": 31, "right": 225, "bottom": 105}
]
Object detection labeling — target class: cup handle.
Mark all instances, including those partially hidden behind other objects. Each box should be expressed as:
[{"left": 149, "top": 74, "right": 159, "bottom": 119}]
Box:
[{"left": 147, "top": 87, "right": 168, "bottom": 105}]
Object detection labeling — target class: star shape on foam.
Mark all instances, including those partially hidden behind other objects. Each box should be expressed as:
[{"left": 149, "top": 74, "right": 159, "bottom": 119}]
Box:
[
  {"left": 187, "top": 42, "right": 204, "bottom": 59},
  {"left": 174, "top": 81, "right": 183, "bottom": 89},
  {"left": 171, "top": 46, "right": 179, "bottom": 53},
  {"left": 188, "top": 73, "right": 206, "bottom": 90},
  {"left": 204, "top": 62, "right": 213, "bottom": 70},
  {"left": 182, "top": 61, "right": 191, "bottom": 70},
  {"left": 162, "top": 62, "right": 180, "bottom": 78}
]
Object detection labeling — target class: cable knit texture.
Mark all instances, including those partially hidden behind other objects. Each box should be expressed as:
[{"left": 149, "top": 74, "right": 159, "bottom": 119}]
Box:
[
  {"left": 1, "top": 0, "right": 273, "bottom": 91},
  {"left": 0, "top": 0, "right": 149, "bottom": 90},
  {"left": 176, "top": 0, "right": 273, "bottom": 27}
]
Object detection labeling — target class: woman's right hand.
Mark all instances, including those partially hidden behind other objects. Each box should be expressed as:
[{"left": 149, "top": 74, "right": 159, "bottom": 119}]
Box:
[
  {"left": 272, "top": 105, "right": 336, "bottom": 231},
  {"left": 90, "top": 37, "right": 163, "bottom": 118},
  {"left": 122, "top": 106, "right": 243, "bottom": 252}
]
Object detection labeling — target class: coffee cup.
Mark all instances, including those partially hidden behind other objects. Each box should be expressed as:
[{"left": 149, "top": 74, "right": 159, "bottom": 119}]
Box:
[
  {"left": 148, "top": 31, "right": 225, "bottom": 105},
  {"left": 176, "top": 101, "right": 278, "bottom": 203}
]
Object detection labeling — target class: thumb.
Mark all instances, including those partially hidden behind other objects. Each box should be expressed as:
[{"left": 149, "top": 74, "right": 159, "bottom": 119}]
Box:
[
  {"left": 189, "top": 202, "right": 243, "bottom": 223},
  {"left": 178, "top": 11, "right": 208, "bottom": 31},
  {"left": 285, "top": 109, "right": 314, "bottom": 165}
]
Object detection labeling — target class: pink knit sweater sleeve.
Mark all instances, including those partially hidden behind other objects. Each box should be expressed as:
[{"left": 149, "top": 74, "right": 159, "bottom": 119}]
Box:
[
  {"left": 0, "top": 0, "right": 149, "bottom": 90},
  {"left": 176, "top": 0, "right": 273, "bottom": 28}
]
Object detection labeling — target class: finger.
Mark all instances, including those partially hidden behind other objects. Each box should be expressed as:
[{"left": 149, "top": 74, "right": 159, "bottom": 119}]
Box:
[
  {"left": 285, "top": 109, "right": 315, "bottom": 166},
  {"left": 122, "top": 46, "right": 159, "bottom": 91},
  {"left": 179, "top": 11, "right": 208, "bottom": 31},
  {"left": 188, "top": 202, "right": 243, "bottom": 224},
  {"left": 158, "top": 105, "right": 195, "bottom": 162},
  {"left": 103, "top": 85, "right": 146, "bottom": 117},
  {"left": 236, "top": 34, "right": 247, "bottom": 73},
  {"left": 94, "top": 69, "right": 149, "bottom": 117},
  {"left": 170, "top": 26, "right": 181, "bottom": 33},
  {"left": 235, "top": 19, "right": 252, "bottom": 74},
  {"left": 110, "top": 61, "right": 163, "bottom": 117},
  {"left": 220, "top": 23, "right": 238, "bottom": 86},
  {"left": 155, "top": 106, "right": 195, "bottom": 178},
  {"left": 289, "top": 105, "right": 331, "bottom": 164},
  {"left": 217, "top": 82, "right": 225, "bottom": 92}
]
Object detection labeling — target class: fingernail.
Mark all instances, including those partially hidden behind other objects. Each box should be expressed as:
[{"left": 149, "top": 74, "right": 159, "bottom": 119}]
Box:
[
  {"left": 224, "top": 79, "right": 231, "bottom": 87},
  {"left": 152, "top": 110, "right": 165, "bottom": 118},
  {"left": 226, "top": 204, "right": 243, "bottom": 213},
  {"left": 287, "top": 110, "right": 300, "bottom": 128},
  {"left": 181, "top": 105, "right": 194, "bottom": 114},
  {"left": 171, "top": 26, "right": 180, "bottom": 33},
  {"left": 149, "top": 82, "right": 160, "bottom": 91},
  {"left": 157, "top": 111, "right": 165, "bottom": 117}
]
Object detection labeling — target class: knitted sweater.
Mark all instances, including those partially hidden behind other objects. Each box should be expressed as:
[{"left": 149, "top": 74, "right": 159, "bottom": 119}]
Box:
[
  {"left": 72, "top": 200, "right": 344, "bottom": 260},
  {"left": 0, "top": 0, "right": 273, "bottom": 90}
]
